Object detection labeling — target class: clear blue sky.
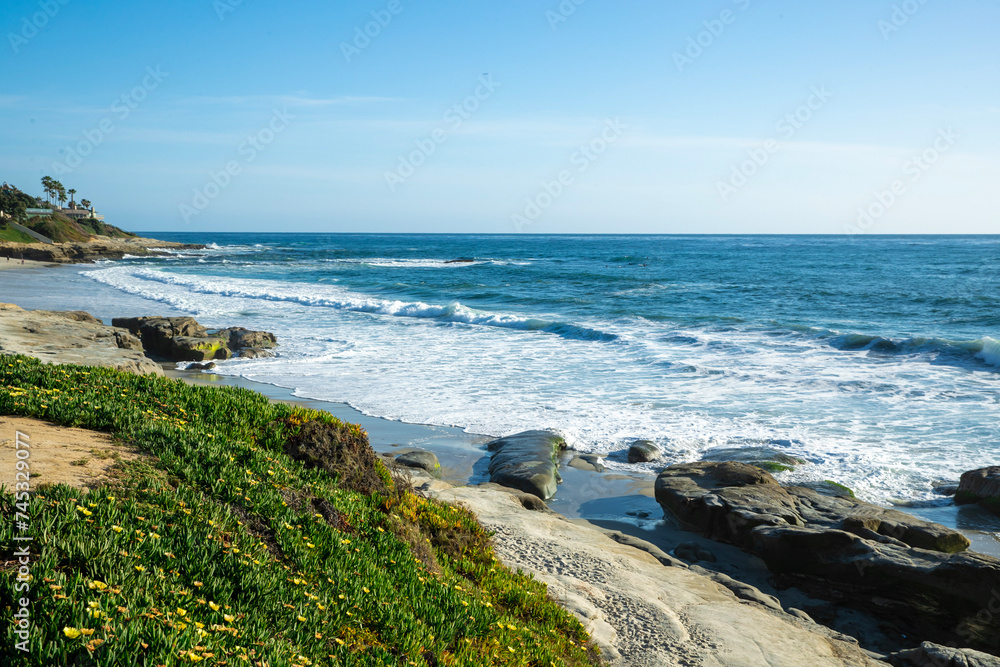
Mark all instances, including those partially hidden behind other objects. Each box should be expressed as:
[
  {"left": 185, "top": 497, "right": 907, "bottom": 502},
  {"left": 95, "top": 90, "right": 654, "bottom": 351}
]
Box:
[{"left": 1, "top": 0, "right": 997, "bottom": 234}]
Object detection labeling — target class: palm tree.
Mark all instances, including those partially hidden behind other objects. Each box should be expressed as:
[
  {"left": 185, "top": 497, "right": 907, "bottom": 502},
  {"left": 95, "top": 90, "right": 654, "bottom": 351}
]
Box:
[
  {"left": 41, "top": 176, "right": 53, "bottom": 204},
  {"left": 81, "top": 199, "right": 91, "bottom": 210},
  {"left": 57, "top": 185, "right": 67, "bottom": 209},
  {"left": 68, "top": 188, "right": 76, "bottom": 207}
]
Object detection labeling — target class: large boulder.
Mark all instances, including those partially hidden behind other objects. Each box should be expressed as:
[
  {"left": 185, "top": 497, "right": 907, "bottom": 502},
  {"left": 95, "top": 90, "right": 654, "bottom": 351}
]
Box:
[
  {"left": 956, "top": 467, "right": 1000, "bottom": 515},
  {"left": 627, "top": 439, "right": 661, "bottom": 463},
  {"left": 395, "top": 449, "right": 440, "bottom": 475},
  {"left": 217, "top": 327, "right": 277, "bottom": 350},
  {"left": 166, "top": 336, "right": 231, "bottom": 362},
  {"left": 112, "top": 316, "right": 211, "bottom": 358},
  {"left": 655, "top": 462, "right": 1000, "bottom": 654},
  {"left": 486, "top": 430, "right": 566, "bottom": 500}
]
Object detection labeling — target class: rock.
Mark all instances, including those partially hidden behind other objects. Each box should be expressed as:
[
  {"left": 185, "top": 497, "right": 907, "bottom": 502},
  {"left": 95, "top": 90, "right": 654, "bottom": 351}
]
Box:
[
  {"left": 568, "top": 454, "right": 605, "bottom": 472},
  {"left": 218, "top": 327, "right": 277, "bottom": 350},
  {"left": 934, "top": 484, "right": 960, "bottom": 497},
  {"left": 798, "top": 479, "right": 856, "bottom": 499},
  {"left": 956, "top": 467, "right": 1000, "bottom": 515},
  {"left": 702, "top": 446, "right": 807, "bottom": 473},
  {"left": 114, "top": 331, "right": 143, "bottom": 350},
  {"left": 186, "top": 361, "right": 217, "bottom": 370},
  {"left": 0, "top": 237, "right": 204, "bottom": 264},
  {"left": 112, "top": 316, "right": 210, "bottom": 358},
  {"left": 674, "top": 541, "right": 717, "bottom": 564},
  {"left": 627, "top": 439, "right": 661, "bottom": 463},
  {"left": 432, "top": 483, "right": 886, "bottom": 667},
  {"left": 444, "top": 258, "right": 475, "bottom": 264},
  {"left": 486, "top": 430, "right": 566, "bottom": 500},
  {"left": 655, "top": 462, "right": 1000, "bottom": 653},
  {"left": 48, "top": 310, "right": 103, "bottom": 325},
  {"left": 0, "top": 308, "right": 161, "bottom": 375},
  {"left": 238, "top": 347, "right": 274, "bottom": 359},
  {"left": 888, "top": 641, "right": 1000, "bottom": 667},
  {"left": 166, "top": 336, "right": 231, "bottom": 362},
  {"left": 395, "top": 450, "right": 440, "bottom": 474}
]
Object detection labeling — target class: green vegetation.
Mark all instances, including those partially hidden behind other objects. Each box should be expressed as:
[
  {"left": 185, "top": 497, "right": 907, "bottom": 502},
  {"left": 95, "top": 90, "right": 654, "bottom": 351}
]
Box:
[
  {"left": 1, "top": 357, "right": 596, "bottom": 666},
  {"left": 823, "top": 480, "right": 856, "bottom": 498},
  {"left": 16, "top": 213, "right": 136, "bottom": 244},
  {"left": 752, "top": 462, "right": 792, "bottom": 474},
  {"left": 0, "top": 224, "right": 37, "bottom": 244}
]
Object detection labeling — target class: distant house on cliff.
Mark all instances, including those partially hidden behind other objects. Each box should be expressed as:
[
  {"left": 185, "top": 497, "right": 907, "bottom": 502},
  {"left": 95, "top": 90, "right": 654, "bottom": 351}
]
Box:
[
  {"left": 62, "top": 206, "right": 105, "bottom": 222},
  {"left": 24, "top": 208, "right": 53, "bottom": 219}
]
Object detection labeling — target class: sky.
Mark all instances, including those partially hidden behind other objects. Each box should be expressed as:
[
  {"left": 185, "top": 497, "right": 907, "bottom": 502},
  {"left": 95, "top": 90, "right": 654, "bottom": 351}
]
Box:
[{"left": 1, "top": 0, "right": 998, "bottom": 235}]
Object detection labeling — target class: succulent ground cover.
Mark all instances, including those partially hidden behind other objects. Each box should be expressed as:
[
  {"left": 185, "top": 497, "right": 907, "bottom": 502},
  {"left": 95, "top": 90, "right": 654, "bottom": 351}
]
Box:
[{"left": 0, "top": 356, "right": 597, "bottom": 666}]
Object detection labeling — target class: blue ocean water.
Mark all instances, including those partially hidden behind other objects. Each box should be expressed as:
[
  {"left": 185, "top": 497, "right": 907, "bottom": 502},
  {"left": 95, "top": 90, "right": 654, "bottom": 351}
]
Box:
[{"left": 59, "top": 234, "right": 1000, "bottom": 502}]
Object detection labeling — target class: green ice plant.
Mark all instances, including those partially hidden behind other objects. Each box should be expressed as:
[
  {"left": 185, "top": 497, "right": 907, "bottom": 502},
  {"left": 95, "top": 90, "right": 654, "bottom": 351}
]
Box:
[{"left": 0, "top": 356, "right": 597, "bottom": 666}]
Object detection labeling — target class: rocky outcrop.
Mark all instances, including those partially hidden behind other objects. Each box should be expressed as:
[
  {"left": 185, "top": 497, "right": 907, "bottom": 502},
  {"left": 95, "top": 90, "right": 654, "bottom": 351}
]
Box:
[
  {"left": 432, "top": 483, "right": 885, "bottom": 666},
  {"left": 956, "top": 467, "right": 1000, "bottom": 515},
  {"left": 0, "top": 236, "right": 203, "bottom": 264},
  {"left": 655, "top": 462, "right": 1000, "bottom": 654},
  {"left": 627, "top": 439, "right": 661, "bottom": 463},
  {"left": 113, "top": 317, "right": 277, "bottom": 362},
  {"left": 888, "top": 642, "right": 1000, "bottom": 667},
  {"left": 0, "top": 304, "right": 162, "bottom": 375},
  {"left": 486, "top": 430, "right": 566, "bottom": 500}
]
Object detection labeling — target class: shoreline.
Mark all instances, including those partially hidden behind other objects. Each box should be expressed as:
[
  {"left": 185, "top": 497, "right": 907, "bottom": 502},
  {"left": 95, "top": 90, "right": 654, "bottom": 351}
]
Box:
[
  {"left": 3, "top": 304, "right": 1000, "bottom": 660},
  {"left": 165, "top": 365, "right": 1000, "bottom": 559}
]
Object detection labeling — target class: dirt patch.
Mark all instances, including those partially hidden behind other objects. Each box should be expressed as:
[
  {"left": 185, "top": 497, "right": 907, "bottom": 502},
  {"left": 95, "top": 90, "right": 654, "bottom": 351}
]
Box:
[{"left": 0, "top": 417, "right": 143, "bottom": 491}]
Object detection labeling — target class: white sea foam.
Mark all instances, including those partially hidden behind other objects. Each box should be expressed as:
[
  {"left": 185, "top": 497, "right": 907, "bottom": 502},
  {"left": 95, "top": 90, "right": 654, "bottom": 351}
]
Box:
[{"left": 78, "top": 264, "right": 1000, "bottom": 506}]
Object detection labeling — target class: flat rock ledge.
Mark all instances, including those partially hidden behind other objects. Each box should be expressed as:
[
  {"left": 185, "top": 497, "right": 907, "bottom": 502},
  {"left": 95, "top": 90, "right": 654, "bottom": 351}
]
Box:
[
  {"left": 486, "top": 430, "right": 566, "bottom": 500},
  {"left": 432, "top": 482, "right": 882, "bottom": 666},
  {"left": 956, "top": 467, "right": 1000, "bottom": 516},
  {"left": 655, "top": 462, "right": 1000, "bottom": 655},
  {"left": 0, "top": 304, "right": 161, "bottom": 375}
]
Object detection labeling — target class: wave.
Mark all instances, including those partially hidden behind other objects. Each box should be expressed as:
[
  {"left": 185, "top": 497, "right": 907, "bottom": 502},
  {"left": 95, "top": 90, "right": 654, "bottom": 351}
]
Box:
[
  {"left": 84, "top": 267, "right": 618, "bottom": 343},
  {"left": 830, "top": 332, "right": 1000, "bottom": 369}
]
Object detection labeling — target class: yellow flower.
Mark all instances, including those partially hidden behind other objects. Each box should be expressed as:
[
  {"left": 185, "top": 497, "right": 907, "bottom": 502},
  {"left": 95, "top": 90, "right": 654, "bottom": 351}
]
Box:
[
  {"left": 209, "top": 602, "right": 220, "bottom": 611},
  {"left": 63, "top": 627, "right": 82, "bottom": 639},
  {"left": 334, "top": 638, "right": 345, "bottom": 646},
  {"left": 88, "top": 581, "right": 108, "bottom": 591},
  {"left": 112, "top": 525, "right": 123, "bottom": 533},
  {"left": 193, "top": 581, "right": 203, "bottom": 587},
  {"left": 80, "top": 629, "right": 95, "bottom": 637},
  {"left": 134, "top": 565, "right": 146, "bottom": 573},
  {"left": 176, "top": 607, "right": 187, "bottom": 617},
  {"left": 362, "top": 587, "right": 370, "bottom": 594},
  {"left": 306, "top": 543, "right": 315, "bottom": 548},
  {"left": 297, "top": 615, "right": 306, "bottom": 622},
  {"left": 88, "top": 601, "right": 100, "bottom": 609},
  {"left": 223, "top": 614, "right": 235, "bottom": 622}
]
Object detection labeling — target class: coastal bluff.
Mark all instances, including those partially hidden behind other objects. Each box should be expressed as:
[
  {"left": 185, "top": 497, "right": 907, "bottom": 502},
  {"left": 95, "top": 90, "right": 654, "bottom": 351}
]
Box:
[{"left": 0, "top": 235, "right": 203, "bottom": 263}]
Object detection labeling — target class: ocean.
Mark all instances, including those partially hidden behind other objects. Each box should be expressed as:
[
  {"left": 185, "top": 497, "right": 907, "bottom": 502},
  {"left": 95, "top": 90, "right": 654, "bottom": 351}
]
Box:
[{"left": 9, "top": 233, "right": 1000, "bottom": 506}]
